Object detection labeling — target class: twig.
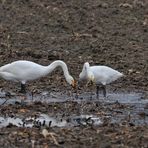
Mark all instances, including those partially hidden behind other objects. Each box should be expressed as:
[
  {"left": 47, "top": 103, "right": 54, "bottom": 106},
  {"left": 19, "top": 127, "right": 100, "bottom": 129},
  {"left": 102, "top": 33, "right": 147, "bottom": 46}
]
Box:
[
  {"left": 49, "top": 132, "right": 59, "bottom": 146},
  {"left": 1, "top": 99, "right": 8, "bottom": 105}
]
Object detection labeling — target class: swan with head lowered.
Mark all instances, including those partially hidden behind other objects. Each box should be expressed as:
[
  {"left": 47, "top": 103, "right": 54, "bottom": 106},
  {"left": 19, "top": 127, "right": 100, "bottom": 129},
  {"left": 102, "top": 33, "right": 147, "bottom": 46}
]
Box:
[
  {"left": 79, "top": 62, "right": 123, "bottom": 98},
  {"left": 0, "top": 60, "right": 76, "bottom": 93}
]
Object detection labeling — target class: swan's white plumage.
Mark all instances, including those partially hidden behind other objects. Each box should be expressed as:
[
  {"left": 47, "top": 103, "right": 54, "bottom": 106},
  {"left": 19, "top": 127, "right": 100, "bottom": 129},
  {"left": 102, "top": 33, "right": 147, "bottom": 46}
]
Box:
[
  {"left": 0, "top": 61, "right": 47, "bottom": 82},
  {"left": 90, "top": 65, "right": 123, "bottom": 85},
  {"left": 79, "top": 62, "right": 123, "bottom": 98},
  {"left": 79, "top": 62, "right": 123, "bottom": 85},
  {"left": 0, "top": 60, "right": 76, "bottom": 91}
]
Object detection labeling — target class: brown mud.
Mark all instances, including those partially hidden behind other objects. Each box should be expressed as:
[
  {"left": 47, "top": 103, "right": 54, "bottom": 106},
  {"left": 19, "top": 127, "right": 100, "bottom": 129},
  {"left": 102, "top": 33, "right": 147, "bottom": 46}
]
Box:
[{"left": 0, "top": 0, "right": 148, "bottom": 147}]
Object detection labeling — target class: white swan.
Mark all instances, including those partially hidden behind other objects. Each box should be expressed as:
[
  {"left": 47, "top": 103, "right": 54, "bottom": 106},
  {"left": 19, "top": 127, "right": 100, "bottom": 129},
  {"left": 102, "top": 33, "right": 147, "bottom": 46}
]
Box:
[
  {"left": 79, "top": 62, "right": 123, "bottom": 98},
  {"left": 0, "top": 60, "right": 76, "bottom": 93}
]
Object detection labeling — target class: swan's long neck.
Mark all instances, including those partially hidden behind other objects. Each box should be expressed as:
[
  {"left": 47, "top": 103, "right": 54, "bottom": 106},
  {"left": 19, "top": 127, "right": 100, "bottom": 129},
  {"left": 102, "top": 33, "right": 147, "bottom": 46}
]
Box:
[
  {"left": 84, "top": 62, "right": 90, "bottom": 77},
  {"left": 80, "top": 62, "right": 90, "bottom": 80},
  {"left": 44, "top": 60, "right": 70, "bottom": 78}
]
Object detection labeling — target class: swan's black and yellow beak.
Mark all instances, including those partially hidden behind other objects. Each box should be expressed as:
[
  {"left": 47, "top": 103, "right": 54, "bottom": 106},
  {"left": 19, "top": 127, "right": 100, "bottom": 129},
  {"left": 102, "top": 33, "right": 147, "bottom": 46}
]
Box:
[{"left": 71, "top": 80, "right": 77, "bottom": 89}]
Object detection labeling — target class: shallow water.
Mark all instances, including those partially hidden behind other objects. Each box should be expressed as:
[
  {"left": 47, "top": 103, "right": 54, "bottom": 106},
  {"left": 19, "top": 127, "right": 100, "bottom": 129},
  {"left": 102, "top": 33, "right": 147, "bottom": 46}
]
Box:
[
  {"left": 0, "top": 90, "right": 147, "bottom": 127},
  {"left": 0, "top": 90, "right": 147, "bottom": 104},
  {"left": 0, "top": 114, "right": 102, "bottom": 128},
  {"left": 76, "top": 92, "right": 147, "bottom": 104}
]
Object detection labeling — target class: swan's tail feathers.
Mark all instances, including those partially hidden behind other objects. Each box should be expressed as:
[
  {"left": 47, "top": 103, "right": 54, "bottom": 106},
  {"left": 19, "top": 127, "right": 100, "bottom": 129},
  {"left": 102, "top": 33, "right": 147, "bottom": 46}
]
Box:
[
  {"left": 120, "top": 72, "right": 125, "bottom": 78},
  {"left": 115, "top": 72, "right": 124, "bottom": 81}
]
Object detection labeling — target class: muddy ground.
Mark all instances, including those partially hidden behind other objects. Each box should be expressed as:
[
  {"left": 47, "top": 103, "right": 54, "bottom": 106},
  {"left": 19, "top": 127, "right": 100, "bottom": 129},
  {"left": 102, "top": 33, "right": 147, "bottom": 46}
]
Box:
[{"left": 0, "top": 0, "right": 148, "bottom": 147}]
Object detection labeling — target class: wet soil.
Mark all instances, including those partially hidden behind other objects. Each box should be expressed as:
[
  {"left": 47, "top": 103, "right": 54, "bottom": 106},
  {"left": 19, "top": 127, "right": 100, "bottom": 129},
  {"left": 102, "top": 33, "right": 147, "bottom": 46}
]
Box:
[{"left": 0, "top": 0, "right": 148, "bottom": 147}]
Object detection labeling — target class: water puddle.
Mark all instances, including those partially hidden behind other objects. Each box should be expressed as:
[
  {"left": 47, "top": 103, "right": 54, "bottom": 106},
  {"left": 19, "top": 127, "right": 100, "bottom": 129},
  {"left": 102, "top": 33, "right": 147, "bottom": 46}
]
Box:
[
  {"left": 76, "top": 92, "right": 148, "bottom": 126},
  {"left": 0, "top": 91, "right": 68, "bottom": 105},
  {"left": 0, "top": 114, "right": 102, "bottom": 128},
  {"left": 76, "top": 92, "right": 147, "bottom": 104},
  {"left": 0, "top": 90, "right": 147, "bottom": 105},
  {"left": 0, "top": 90, "right": 147, "bottom": 126},
  {"left": 68, "top": 115, "right": 102, "bottom": 126}
]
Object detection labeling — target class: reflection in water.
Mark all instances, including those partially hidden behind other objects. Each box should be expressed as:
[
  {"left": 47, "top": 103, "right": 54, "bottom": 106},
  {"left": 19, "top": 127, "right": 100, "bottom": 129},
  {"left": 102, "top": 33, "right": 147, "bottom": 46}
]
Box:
[
  {"left": 0, "top": 91, "right": 147, "bottom": 104},
  {"left": 69, "top": 115, "right": 102, "bottom": 126},
  {"left": 0, "top": 90, "right": 147, "bottom": 127},
  {"left": 0, "top": 114, "right": 102, "bottom": 128}
]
